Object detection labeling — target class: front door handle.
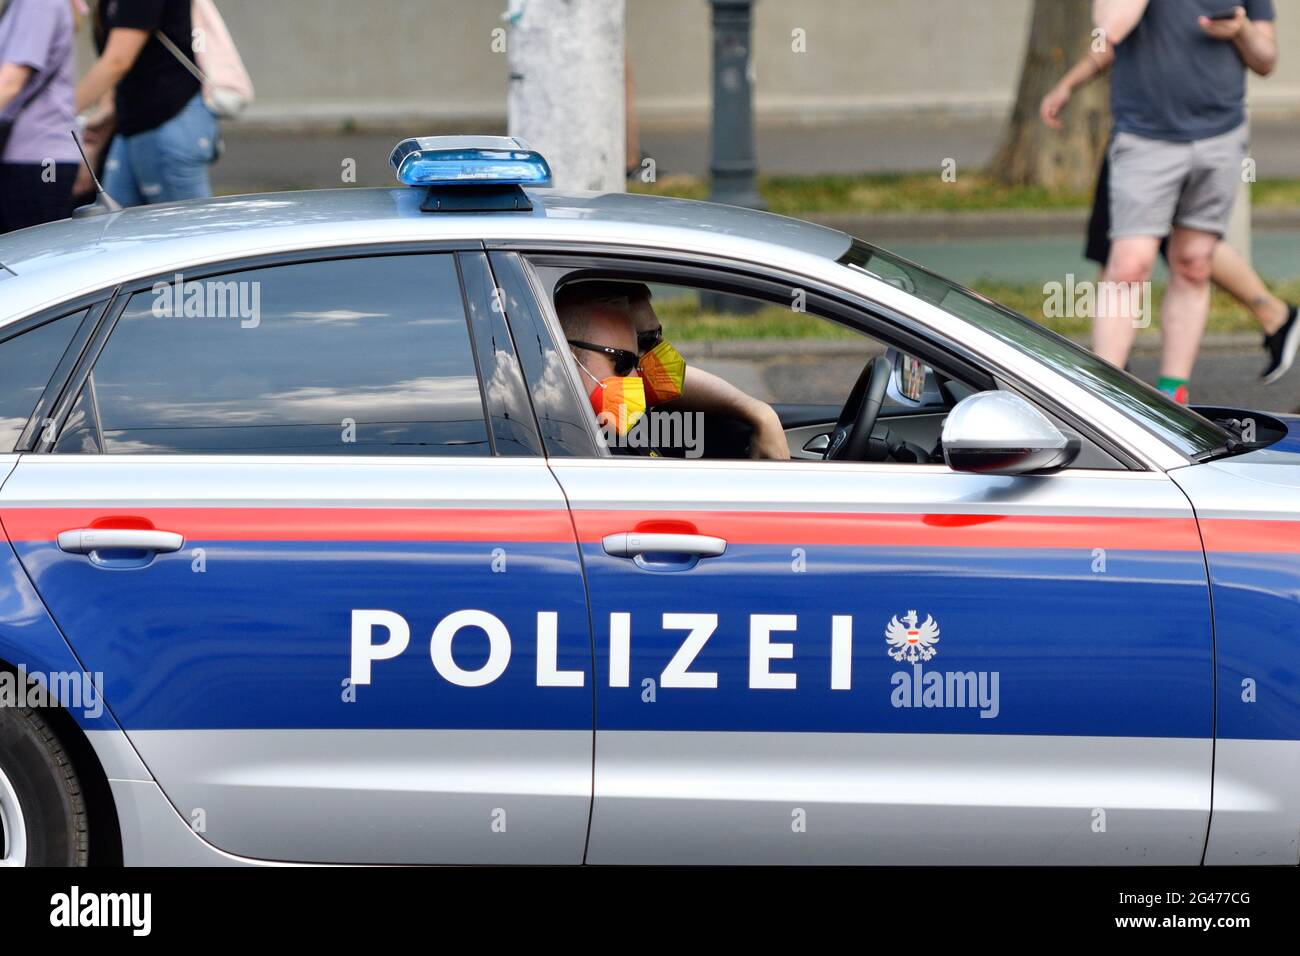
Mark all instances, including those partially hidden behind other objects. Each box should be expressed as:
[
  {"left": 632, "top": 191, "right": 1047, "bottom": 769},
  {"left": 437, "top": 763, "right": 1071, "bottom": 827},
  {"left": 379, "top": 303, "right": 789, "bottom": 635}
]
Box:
[
  {"left": 602, "top": 532, "right": 727, "bottom": 559},
  {"left": 57, "top": 528, "right": 185, "bottom": 555}
]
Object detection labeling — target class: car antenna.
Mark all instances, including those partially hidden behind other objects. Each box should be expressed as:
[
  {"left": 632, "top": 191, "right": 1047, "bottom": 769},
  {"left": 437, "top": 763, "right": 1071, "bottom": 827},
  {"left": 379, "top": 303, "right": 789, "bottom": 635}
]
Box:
[{"left": 69, "top": 128, "right": 122, "bottom": 218}]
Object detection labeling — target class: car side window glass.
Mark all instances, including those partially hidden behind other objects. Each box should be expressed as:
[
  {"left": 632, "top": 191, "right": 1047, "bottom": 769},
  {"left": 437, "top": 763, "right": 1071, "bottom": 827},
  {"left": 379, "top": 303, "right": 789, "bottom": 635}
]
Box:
[
  {"left": 52, "top": 378, "right": 102, "bottom": 454},
  {"left": 548, "top": 278, "right": 891, "bottom": 461},
  {"left": 543, "top": 274, "right": 1115, "bottom": 468},
  {"left": 646, "top": 285, "right": 892, "bottom": 461},
  {"left": 83, "top": 255, "right": 490, "bottom": 456},
  {"left": 0, "top": 311, "right": 84, "bottom": 453},
  {"left": 489, "top": 252, "right": 600, "bottom": 458}
]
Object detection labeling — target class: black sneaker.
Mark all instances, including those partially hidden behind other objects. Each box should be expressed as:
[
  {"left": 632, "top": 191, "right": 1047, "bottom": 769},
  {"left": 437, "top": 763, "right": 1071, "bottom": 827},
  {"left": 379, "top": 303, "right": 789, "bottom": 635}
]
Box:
[{"left": 1262, "top": 304, "right": 1300, "bottom": 385}]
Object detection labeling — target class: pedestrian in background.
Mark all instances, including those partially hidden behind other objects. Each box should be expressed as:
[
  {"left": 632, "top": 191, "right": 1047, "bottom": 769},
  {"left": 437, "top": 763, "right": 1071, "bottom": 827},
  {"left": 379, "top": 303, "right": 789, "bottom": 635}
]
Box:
[
  {"left": 1093, "top": 1, "right": 1278, "bottom": 404},
  {"left": 0, "top": 0, "right": 83, "bottom": 233},
  {"left": 75, "top": 0, "right": 218, "bottom": 206},
  {"left": 1042, "top": 31, "right": 1298, "bottom": 386}
]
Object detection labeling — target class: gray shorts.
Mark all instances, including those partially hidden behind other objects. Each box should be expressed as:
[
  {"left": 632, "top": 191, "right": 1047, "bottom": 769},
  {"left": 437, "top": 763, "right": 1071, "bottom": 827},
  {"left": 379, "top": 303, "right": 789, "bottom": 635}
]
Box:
[{"left": 1108, "top": 123, "right": 1249, "bottom": 241}]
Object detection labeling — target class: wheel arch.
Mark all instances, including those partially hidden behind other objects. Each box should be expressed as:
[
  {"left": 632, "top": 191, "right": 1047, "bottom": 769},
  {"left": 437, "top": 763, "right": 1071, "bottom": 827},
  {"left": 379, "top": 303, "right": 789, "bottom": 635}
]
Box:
[{"left": 0, "top": 658, "right": 122, "bottom": 865}]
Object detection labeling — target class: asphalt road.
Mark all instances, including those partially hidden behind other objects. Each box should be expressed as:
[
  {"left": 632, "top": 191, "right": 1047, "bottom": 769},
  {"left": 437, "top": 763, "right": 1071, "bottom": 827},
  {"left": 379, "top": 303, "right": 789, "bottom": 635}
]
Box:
[{"left": 1127, "top": 346, "right": 1300, "bottom": 414}]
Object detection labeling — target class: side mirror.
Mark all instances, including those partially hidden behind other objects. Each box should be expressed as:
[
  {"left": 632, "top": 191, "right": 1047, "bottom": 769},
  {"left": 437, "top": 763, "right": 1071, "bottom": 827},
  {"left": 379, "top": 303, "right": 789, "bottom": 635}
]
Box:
[{"left": 941, "top": 391, "right": 1078, "bottom": 475}]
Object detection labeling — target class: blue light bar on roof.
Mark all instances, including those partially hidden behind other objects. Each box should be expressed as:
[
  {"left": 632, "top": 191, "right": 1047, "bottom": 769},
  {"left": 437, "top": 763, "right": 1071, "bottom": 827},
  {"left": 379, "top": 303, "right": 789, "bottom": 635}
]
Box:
[{"left": 389, "top": 135, "right": 553, "bottom": 188}]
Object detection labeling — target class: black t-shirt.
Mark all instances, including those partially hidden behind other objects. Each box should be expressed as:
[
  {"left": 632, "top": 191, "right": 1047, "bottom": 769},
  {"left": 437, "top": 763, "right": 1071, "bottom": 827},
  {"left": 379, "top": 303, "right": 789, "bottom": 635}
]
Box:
[{"left": 95, "top": 0, "right": 200, "bottom": 136}]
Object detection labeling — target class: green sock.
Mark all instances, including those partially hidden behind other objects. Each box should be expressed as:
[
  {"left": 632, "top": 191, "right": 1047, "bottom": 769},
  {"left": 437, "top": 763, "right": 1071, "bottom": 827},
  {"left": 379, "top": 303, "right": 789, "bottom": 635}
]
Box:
[{"left": 1156, "top": 376, "right": 1189, "bottom": 403}]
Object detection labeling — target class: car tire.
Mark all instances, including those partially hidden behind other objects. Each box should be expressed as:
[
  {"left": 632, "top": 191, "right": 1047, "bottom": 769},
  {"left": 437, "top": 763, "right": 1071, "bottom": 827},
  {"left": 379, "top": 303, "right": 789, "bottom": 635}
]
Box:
[{"left": 0, "top": 705, "right": 89, "bottom": 866}]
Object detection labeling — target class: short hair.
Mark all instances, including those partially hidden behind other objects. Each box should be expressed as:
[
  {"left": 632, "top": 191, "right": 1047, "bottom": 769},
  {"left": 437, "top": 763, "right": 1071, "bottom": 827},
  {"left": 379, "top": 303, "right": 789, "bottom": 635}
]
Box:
[{"left": 554, "top": 280, "right": 652, "bottom": 340}]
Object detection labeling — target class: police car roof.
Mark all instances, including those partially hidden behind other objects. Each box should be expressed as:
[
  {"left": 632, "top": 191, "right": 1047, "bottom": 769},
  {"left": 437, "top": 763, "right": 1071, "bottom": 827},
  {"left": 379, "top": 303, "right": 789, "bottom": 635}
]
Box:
[{"left": 0, "top": 187, "right": 853, "bottom": 325}]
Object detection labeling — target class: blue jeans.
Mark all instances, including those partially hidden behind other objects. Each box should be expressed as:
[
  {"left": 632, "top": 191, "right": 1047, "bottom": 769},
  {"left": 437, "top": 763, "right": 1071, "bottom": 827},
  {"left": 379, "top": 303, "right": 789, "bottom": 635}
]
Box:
[{"left": 103, "top": 93, "right": 219, "bottom": 206}]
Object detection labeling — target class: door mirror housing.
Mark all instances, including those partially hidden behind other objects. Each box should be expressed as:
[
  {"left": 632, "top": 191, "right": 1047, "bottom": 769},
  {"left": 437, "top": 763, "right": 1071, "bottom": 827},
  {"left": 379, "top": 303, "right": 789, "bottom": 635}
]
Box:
[{"left": 942, "top": 391, "right": 1079, "bottom": 475}]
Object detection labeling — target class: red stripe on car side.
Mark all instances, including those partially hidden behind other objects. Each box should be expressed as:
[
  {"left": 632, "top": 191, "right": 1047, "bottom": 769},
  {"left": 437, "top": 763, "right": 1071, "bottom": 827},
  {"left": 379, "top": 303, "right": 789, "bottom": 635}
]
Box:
[
  {"left": 0, "top": 507, "right": 574, "bottom": 543},
  {"left": 571, "top": 509, "right": 1202, "bottom": 550},
  {"left": 1197, "top": 518, "right": 1300, "bottom": 554},
  {"left": 1, "top": 507, "right": 1263, "bottom": 552}
]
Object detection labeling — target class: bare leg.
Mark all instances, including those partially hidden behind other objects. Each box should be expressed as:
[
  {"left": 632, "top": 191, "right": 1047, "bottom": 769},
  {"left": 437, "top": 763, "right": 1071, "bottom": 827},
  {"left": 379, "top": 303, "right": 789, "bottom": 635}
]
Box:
[
  {"left": 1210, "top": 242, "right": 1289, "bottom": 335},
  {"left": 1160, "top": 227, "right": 1218, "bottom": 381},
  {"left": 1097, "top": 236, "right": 1160, "bottom": 368}
]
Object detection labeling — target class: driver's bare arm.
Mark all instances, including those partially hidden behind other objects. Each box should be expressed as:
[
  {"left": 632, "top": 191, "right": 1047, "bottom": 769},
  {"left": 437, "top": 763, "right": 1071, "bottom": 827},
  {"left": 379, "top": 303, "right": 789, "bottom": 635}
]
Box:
[{"left": 672, "top": 367, "right": 791, "bottom": 460}]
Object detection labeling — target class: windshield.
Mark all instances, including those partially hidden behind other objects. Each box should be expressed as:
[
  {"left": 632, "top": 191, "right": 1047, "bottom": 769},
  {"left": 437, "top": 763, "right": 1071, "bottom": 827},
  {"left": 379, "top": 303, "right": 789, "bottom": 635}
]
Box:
[{"left": 838, "top": 239, "right": 1229, "bottom": 458}]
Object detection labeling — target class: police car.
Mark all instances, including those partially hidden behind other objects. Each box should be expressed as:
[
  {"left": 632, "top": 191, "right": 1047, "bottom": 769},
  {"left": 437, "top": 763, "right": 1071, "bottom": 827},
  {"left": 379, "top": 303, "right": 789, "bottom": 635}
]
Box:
[{"left": 0, "top": 137, "right": 1296, "bottom": 866}]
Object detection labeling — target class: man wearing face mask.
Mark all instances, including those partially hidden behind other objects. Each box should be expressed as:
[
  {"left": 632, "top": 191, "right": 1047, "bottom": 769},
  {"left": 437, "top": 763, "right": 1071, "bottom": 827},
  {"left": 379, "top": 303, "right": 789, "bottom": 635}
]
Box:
[{"left": 556, "top": 281, "right": 790, "bottom": 460}]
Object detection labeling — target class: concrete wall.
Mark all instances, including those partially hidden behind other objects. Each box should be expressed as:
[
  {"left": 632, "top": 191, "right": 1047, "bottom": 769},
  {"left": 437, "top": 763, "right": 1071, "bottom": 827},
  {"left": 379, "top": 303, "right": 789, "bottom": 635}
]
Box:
[{"left": 80, "top": 0, "right": 1300, "bottom": 126}]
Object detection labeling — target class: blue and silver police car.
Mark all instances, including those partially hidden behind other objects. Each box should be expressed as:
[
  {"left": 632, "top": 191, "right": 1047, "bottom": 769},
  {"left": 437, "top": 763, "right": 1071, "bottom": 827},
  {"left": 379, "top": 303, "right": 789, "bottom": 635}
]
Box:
[{"left": 0, "top": 137, "right": 1296, "bottom": 866}]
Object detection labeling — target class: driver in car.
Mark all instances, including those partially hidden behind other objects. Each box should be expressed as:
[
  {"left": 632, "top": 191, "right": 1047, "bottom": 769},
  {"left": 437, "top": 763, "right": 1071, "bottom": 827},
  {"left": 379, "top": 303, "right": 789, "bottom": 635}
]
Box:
[{"left": 555, "top": 281, "right": 790, "bottom": 459}]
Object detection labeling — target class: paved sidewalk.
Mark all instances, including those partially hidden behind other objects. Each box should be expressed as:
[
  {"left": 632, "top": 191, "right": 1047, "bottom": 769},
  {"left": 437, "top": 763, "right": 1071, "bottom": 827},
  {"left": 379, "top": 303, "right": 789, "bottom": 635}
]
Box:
[
  {"left": 211, "top": 113, "right": 1300, "bottom": 193},
  {"left": 643, "top": 113, "right": 1300, "bottom": 178},
  {"left": 208, "top": 115, "right": 1300, "bottom": 284}
]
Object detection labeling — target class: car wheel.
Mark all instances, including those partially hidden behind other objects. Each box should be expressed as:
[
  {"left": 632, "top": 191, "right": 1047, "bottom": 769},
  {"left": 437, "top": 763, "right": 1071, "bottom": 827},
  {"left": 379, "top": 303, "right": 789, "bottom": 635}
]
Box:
[{"left": 0, "top": 705, "right": 89, "bottom": 866}]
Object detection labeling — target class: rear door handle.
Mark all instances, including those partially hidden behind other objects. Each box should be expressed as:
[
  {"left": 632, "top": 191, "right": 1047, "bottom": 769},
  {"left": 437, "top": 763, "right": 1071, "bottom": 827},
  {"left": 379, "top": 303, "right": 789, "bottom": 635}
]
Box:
[
  {"left": 57, "top": 528, "right": 185, "bottom": 555},
  {"left": 602, "top": 532, "right": 727, "bottom": 558}
]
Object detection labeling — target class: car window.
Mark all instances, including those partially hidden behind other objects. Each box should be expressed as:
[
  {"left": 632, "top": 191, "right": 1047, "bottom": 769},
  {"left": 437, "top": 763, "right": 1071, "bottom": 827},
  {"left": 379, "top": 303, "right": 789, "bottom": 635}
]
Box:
[
  {"left": 654, "top": 284, "right": 982, "bottom": 462},
  {"left": 839, "top": 239, "right": 1230, "bottom": 457},
  {"left": 0, "top": 312, "right": 83, "bottom": 453},
  {"left": 547, "top": 275, "right": 971, "bottom": 463},
  {"left": 540, "top": 269, "right": 1122, "bottom": 469},
  {"left": 649, "top": 283, "right": 872, "bottom": 408},
  {"left": 57, "top": 255, "right": 490, "bottom": 456}
]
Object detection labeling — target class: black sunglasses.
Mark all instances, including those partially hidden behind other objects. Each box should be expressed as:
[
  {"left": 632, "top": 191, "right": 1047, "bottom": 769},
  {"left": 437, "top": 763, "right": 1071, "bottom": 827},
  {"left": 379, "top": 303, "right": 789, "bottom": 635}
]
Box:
[
  {"left": 637, "top": 326, "right": 663, "bottom": 354},
  {"left": 567, "top": 340, "right": 640, "bottom": 376}
]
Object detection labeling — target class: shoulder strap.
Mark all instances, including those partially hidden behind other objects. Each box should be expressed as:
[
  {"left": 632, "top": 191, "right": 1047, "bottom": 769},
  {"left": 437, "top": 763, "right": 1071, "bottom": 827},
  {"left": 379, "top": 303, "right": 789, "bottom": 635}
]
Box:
[{"left": 154, "top": 28, "right": 207, "bottom": 84}]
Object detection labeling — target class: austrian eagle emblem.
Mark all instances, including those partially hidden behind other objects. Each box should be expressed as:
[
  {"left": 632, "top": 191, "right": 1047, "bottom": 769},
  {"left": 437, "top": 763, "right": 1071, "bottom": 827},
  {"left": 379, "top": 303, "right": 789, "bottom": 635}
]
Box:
[{"left": 885, "top": 610, "right": 940, "bottom": 663}]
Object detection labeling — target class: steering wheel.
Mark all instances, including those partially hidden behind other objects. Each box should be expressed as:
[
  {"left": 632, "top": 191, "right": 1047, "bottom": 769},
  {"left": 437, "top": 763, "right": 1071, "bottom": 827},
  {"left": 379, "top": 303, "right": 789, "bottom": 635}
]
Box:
[{"left": 824, "top": 355, "right": 891, "bottom": 461}]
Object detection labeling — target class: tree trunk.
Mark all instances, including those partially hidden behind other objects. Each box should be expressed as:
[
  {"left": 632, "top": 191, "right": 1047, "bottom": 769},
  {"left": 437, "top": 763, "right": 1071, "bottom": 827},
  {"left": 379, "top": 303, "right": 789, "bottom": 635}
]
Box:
[
  {"left": 991, "top": 0, "right": 1111, "bottom": 191},
  {"left": 507, "top": 0, "right": 626, "bottom": 193}
]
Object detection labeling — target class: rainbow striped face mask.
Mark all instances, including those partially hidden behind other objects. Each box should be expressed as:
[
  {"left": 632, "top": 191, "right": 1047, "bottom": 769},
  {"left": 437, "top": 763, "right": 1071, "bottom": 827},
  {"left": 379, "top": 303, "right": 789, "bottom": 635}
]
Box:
[
  {"left": 576, "top": 360, "right": 648, "bottom": 435},
  {"left": 637, "top": 338, "right": 687, "bottom": 406}
]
